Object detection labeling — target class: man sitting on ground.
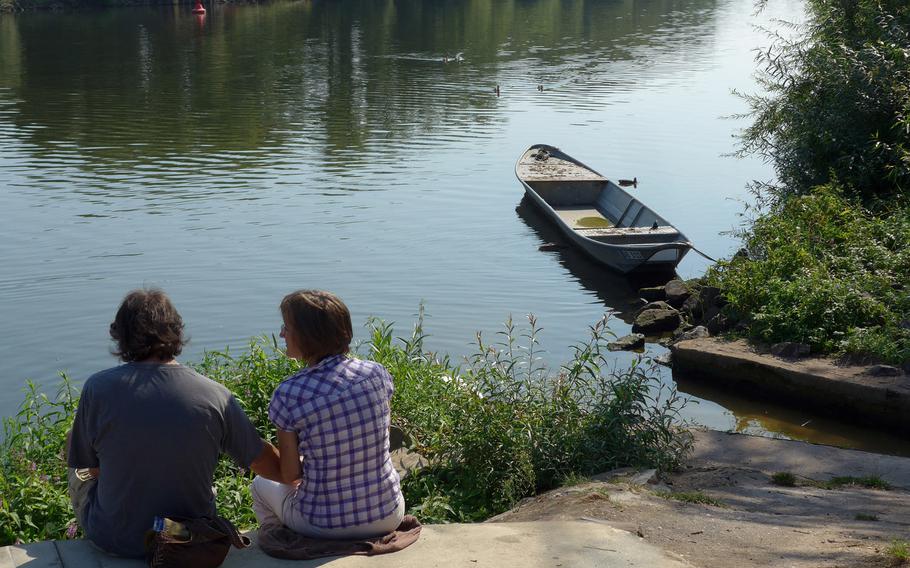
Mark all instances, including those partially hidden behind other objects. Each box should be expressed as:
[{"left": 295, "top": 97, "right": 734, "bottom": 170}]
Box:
[{"left": 67, "top": 288, "right": 283, "bottom": 557}]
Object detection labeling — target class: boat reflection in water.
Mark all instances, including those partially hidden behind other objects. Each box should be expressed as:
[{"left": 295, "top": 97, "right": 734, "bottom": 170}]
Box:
[{"left": 515, "top": 197, "right": 674, "bottom": 325}]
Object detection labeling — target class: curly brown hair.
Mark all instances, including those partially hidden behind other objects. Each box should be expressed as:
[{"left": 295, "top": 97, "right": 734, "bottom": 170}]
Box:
[
  {"left": 109, "top": 289, "right": 186, "bottom": 362},
  {"left": 280, "top": 290, "right": 353, "bottom": 363}
]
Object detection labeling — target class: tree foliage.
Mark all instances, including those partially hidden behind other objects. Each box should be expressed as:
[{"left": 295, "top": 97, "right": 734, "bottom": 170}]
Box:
[{"left": 740, "top": 0, "right": 910, "bottom": 202}]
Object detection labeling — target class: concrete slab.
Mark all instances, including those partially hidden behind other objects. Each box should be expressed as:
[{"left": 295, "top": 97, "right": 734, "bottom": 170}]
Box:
[
  {"left": 1, "top": 540, "right": 61, "bottom": 568},
  {"left": 671, "top": 338, "right": 910, "bottom": 432},
  {"left": 0, "top": 521, "right": 692, "bottom": 568},
  {"left": 692, "top": 429, "right": 910, "bottom": 488}
]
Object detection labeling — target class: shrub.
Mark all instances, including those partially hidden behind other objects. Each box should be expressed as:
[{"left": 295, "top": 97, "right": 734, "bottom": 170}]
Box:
[
  {"left": 0, "top": 379, "right": 79, "bottom": 545},
  {"left": 707, "top": 186, "right": 910, "bottom": 364},
  {"left": 741, "top": 0, "right": 910, "bottom": 203},
  {"left": 771, "top": 472, "right": 796, "bottom": 487}
]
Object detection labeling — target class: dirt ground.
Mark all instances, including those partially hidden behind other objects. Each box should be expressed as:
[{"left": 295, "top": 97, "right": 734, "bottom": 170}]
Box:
[{"left": 488, "top": 437, "right": 910, "bottom": 567}]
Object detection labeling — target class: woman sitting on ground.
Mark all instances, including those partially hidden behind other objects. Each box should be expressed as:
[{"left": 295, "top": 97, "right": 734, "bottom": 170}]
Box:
[{"left": 251, "top": 289, "right": 404, "bottom": 539}]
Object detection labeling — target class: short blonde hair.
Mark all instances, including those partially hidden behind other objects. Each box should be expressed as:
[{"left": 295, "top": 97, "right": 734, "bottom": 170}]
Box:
[{"left": 280, "top": 290, "right": 353, "bottom": 363}]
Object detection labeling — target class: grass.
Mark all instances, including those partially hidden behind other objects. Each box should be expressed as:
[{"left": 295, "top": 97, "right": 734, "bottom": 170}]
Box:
[
  {"left": 0, "top": 312, "right": 692, "bottom": 545},
  {"left": 815, "top": 476, "right": 891, "bottom": 491},
  {"left": 854, "top": 513, "right": 879, "bottom": 522},
  {"left": 655, "top": 491, "right": 723, "bottom": 507},
  {"left": 887, "top": 539, "right": 910, "bottom": 564},
  {"left": 558, "top": 472, "right": 592, "bottom": 487},
  {"left": 771, "top": 472, "right": 796, "bottom": 487}
]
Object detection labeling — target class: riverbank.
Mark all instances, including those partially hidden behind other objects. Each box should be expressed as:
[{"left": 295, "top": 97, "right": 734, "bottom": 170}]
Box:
[
  {"left": 491, "top": 429, "right": 910, "bottom": 568},
  {"left": 5, "top": 430, "right": 909, "bottom": 568}
]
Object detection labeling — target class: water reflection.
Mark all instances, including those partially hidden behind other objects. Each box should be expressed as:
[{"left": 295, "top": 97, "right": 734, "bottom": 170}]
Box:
[
  {"left": 675, "top": 372, "right": 910, "bottom": 457},
  {"left": 515, "top": 197, "right": 669, "bottom": 323},
  {"left": 0, "top": 0, "right": 720, "bottom": 199}
]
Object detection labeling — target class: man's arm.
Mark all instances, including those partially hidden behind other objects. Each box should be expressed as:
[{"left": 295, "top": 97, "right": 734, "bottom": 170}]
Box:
[
  {"left": 248, "top": 440, "right": 283, "bottom": 482},
  {"left": 65, "top": 429, "right": 100, "bottom": 478}
]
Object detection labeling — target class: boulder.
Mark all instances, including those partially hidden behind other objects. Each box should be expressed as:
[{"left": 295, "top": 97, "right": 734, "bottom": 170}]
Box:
[
  {"left": 681, "top": 294, "right": 703, "bottom": 318},
  {"left": 700, "top": 285, "right": 725, "bottom": 307},
  {"left": 664, "top": 280, "right": 691, "bottom": 307},
  {"left": 640, "top": 300, "right": 673, "bottom": 313},
  {"left": 770, "top": 342, "right": 811, "bottom": 359},
  {"left": 608, "top": 333, "right": 646, "bottom": 351},
  {"left": 638, "top": 286, "right": 666, "bottom": 302},
  {"left": 632, "top": 307, "right": 681, "bottom": 334},
  {"left": 706, "top": 312, "right": 730, "bottom": 335},
  {"left": 868, "top": 364, "right": 902, "bottom": 377},
  {"left": 653, "top": 352, "right": 673, "bottom": 367},
  {"left": 678, "top": 325, "right": 709, "bottom": 341}
]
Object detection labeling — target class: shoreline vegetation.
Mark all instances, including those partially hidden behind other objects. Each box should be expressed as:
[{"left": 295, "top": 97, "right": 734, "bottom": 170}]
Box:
[
  {"left": 697, "top": 0, "right": 909, "bottom": 368},
  {"left": 0, "top": 314, "right": 691, "bottom": 546}
]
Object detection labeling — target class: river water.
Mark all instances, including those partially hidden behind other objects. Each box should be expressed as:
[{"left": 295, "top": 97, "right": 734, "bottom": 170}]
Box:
[{"left": 1, "top": 0, "right": 906, "bottom": 454}]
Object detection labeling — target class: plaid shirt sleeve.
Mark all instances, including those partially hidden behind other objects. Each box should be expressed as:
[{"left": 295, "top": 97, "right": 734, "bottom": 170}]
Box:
[{"left": 268, "top": 386, "right": 295, "bottom": 432}]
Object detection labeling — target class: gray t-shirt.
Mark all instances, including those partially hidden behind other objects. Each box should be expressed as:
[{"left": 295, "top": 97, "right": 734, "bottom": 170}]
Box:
[{"left": 68, "top": 362, "right": 263, "bottom": 557}]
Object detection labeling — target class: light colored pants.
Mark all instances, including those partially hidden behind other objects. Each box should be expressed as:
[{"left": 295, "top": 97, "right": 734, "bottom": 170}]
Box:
[{"left": 251, "top": 476, "right": 405, "bottom": 539}]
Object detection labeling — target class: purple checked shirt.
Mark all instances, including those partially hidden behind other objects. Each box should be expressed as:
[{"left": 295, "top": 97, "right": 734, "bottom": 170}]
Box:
[{"left": 269, "top": 355, "right": 402, "bottom": 529}]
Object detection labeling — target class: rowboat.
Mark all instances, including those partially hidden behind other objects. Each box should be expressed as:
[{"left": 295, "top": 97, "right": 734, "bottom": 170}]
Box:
[{"left": 515, "top": 144, "right": 691, "bottom": 274}]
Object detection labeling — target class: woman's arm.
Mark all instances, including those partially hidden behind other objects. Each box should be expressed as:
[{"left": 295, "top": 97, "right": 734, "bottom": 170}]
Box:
[{"left": 277, "top": 429, "right": 302, "bottom": 485}]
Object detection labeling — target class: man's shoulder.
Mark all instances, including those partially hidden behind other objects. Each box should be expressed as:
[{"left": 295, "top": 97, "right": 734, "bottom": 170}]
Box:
[{"left": 82, "top": 364, "right": 134, "bottom": 392}]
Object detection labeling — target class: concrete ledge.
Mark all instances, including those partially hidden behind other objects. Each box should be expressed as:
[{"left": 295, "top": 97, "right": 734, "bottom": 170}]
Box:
[
  {"left": 0, "top": 521, "right": 693, "bottom": 568},
  {"left": 691, "top": 429, "right": 910, "bottom": 488},
  {"left": 671, "top": 338, "right": 910, "bottom": 432}
]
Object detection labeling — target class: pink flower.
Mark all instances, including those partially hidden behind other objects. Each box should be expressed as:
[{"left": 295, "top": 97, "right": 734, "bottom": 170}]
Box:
[{"left": 66, "top": 522, "right": 78, "bottom": 539}]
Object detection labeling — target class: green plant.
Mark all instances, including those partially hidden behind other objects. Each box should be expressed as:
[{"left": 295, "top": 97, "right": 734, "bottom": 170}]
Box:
[
  {"left": 887, "top": 539, "right": 910, "bottom": 563},
  {"left": 379, "top": 313, "right": 692, "bottom": 522},
  {"left": 817, "top": 475, "right": 891, "bottom": 491},
  {"left": 0, "top": 377, "right": 80, "bottom": 545},
  {"left": 706, "top": 186, "right": 910, "bottom": 364},
  {"left": 854, "top": 513, "right": 878, "bottom": 521},
  {"left": 558, "top": 472, "right": 591, "bottom": 487},
  {"left": 655, "top": 491, "right": 723, "bottom": 507},
  {"left": 771, "top": 472, "right": 796, "bottom": 487}
]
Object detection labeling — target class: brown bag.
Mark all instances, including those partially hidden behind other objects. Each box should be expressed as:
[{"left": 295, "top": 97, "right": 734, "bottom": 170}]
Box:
[{"left": 144, "top": 515, "right": 251, "bottom": 568}]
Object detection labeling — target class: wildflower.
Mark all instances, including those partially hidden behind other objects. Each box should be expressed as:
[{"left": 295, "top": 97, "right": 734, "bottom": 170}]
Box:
[
  {"left": 28, "top": 461, "right": 37, "bottom": 471},
  {"left": 40, "top": 474, "right": 50, "bottom": 483},
  {"left": 66, "top": 522, "right": 78, "bottom": 539}
]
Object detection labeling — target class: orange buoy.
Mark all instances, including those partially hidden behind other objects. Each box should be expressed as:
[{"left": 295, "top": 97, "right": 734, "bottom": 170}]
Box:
[{"left": 191, "top": 0, "right": 206, "bottom": 14}]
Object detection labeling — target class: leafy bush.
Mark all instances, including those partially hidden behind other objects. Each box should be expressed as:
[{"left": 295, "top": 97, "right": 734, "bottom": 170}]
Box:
[
  {"left": 0, "top": 314, "right": 691, "bottom": 545},
  {"left": 707, "top": 185, "right": 909, "bottom": 364},
  {"left": 740, "top": 0, "right": 910, "bottom": 202},
  {"left": 372, "top": 313, "right": 691, "bottom": 522},
  {"left": 0, "top": 379, "right": 79, "bottom": 545}
]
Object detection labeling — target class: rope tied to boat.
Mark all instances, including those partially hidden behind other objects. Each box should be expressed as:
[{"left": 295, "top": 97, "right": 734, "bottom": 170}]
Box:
[{"left": 687, "top": 243, "right": 717, "bottom": 263}]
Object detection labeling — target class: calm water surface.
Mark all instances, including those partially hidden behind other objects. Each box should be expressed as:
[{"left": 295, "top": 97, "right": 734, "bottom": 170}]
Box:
[{"left": 1, "top": 0, "right": 905, "bottom": 454}]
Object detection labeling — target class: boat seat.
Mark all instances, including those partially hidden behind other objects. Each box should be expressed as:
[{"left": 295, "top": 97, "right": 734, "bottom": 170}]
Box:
[{"left": 577, "top": 226, "right": 681, "bottom": 240}]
